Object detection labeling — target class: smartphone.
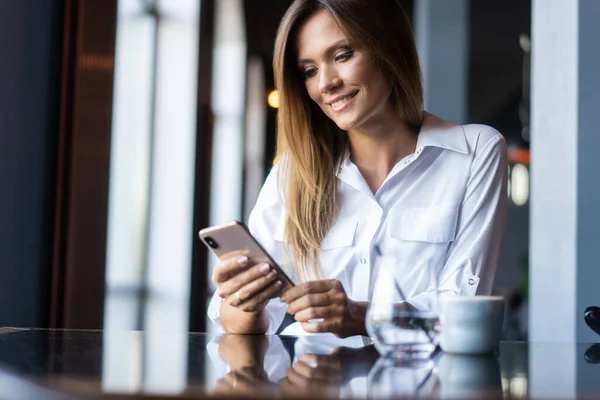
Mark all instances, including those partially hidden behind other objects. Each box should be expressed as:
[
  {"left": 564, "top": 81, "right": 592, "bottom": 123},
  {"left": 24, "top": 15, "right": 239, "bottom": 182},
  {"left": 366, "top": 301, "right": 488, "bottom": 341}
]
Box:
[{"left": 198, "top": 220, "right": 295, "bottom": 290}]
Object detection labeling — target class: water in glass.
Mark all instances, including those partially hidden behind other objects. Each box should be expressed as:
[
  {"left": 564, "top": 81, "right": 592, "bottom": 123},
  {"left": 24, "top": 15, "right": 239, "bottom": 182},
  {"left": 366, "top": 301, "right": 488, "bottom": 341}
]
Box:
[{"left": 367, "top": 254, "right": 440, "bottom": 359}]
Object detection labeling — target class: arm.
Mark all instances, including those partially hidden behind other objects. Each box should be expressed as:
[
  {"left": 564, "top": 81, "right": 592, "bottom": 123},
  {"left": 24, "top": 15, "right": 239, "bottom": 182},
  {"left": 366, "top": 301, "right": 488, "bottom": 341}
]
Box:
[
  {"left": 207, "top": 164, "right": 289, "bottom": 334},
  {"left": 210, "top": 255, "right": 284, "bottom": 334},
  {"left": 437, "top": 130, "right": 508, "bottom": 298},
  {"left": 219, "top": 302, "right": 271, "bottom": 334}
]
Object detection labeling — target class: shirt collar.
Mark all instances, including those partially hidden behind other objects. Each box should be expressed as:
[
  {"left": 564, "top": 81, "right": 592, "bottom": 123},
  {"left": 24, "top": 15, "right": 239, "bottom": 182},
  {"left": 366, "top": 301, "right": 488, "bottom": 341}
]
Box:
[
  {"left": 335, "top": 113, "right": 469, "bottom": 182},
  {"left": 416, "top": 112, "right": 469, "bottom": 155}
]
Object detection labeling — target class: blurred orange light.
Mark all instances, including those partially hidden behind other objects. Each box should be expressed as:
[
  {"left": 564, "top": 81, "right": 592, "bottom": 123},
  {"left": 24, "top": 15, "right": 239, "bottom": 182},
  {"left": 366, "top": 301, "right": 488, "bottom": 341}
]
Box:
[
  {"left": 268, "top": 90, "right": 279, "bottom": 109},
  {"left": 507, "top": 148, "right": 530, "bottom": 165}
]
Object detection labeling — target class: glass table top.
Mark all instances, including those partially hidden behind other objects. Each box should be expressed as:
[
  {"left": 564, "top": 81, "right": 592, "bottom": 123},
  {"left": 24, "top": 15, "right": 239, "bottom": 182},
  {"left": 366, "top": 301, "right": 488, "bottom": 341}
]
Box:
[{"left": 0, "top": 328, "right": 598, "bottom": 399}]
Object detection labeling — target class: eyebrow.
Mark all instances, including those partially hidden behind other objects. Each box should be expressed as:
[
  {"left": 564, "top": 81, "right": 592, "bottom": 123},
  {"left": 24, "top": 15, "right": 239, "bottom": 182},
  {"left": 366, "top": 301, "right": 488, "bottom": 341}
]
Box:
[{"left": 297, "top": 39, "right": 350, "bottom": 65}]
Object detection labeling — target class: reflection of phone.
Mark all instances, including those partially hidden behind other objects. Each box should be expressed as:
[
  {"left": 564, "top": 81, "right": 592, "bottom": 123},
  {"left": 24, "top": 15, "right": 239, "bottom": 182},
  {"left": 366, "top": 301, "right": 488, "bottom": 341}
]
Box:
[{"left": 198, "top": 221, "right": 295, "bottom": 290}]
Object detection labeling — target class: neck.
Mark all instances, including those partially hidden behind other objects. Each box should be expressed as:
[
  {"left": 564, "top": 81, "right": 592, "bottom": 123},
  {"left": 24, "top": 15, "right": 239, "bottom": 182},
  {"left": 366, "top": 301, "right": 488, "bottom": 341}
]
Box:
[{"left": 347, "top": 116, "right": 417, "bottom": 194}]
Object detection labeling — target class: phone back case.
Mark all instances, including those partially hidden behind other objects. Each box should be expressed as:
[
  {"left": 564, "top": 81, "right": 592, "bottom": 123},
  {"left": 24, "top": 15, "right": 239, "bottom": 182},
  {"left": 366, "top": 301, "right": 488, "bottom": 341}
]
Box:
[{"left": 199, "top": 221, "right": 294, "bottom": 289}]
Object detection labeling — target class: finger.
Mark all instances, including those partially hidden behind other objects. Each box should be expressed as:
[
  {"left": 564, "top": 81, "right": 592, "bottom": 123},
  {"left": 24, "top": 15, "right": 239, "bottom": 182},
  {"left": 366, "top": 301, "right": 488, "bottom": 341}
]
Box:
[
  {"left": 294, "top": 304, "right": 344, "bottom": 323},
  {"left": 301, "top": 320, "right": 340, "bottom": 334},
  {"left": 279, "top": 377, "right": 306, "bottom": 396},
  {"left": 291, "top": 361, "right": 317, "bottom": 379},
  {"left": 300, "top": 354, "right": 340, "bottom": 369},
  {"left": 285, "top": 367, "right": 312, "bottom": 389},
  {"left": 286, "top": 292, "right": 330, "bottom": 315},
  {"left": 223, "top": 371, "right": 258, "bottom": 390},
  {"left": 232, "top": 369, "right": 267, "bottom": 385},
  {"left": 235, "top": 366, "right": 268, "bottom": 380},
  {"left": 235, "top": 269, "right": 279, "bottom": 303},
  {"left": 280, "top": 280, "right": 339, "bottom": 304},
  {"left": 292, "top": 361, "right": 336, "bottom": 381},
  {"left": 236, "top": 280, "right": 283, "bottom": 312},
  {"left": 218, "top": 262, "right": 271, "bottom": 298},
  {"left": 222, "top": 373, "right": 237, "bottom": 386},
  {"left": 212, "top": 256, "right": 249, "bottom": 285},
  {"left": 213, "top": 379, "right": 232, "bottom": 394}
]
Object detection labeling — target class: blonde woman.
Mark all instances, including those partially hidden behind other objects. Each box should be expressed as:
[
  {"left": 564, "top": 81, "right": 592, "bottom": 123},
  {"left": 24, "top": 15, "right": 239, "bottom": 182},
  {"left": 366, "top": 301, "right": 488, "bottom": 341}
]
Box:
[{"left": 208, "top": 0, "right": 507, "bottom": 337}]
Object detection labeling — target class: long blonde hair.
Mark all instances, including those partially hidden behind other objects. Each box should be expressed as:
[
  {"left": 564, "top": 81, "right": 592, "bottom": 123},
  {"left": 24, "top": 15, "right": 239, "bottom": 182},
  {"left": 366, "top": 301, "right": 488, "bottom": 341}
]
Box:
[{"left": 273, "top": 0, "right": 423, "bottom": 279}]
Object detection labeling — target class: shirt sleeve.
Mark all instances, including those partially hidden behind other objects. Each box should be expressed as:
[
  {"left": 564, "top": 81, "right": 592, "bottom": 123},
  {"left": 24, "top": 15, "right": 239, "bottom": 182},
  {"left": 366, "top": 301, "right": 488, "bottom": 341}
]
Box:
[
  {"left": 437, "top": 129, "right": 508, "bottom": 297},
  {"left": 207, "top": 163, "right": 290, "bottom": 334}
]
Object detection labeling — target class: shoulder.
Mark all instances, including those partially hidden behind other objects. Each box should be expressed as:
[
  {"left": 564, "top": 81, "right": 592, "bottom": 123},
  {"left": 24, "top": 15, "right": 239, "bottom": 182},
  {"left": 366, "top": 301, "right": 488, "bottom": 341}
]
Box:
[
  {"left": 461, "top": 123, "right": 506, "bottom": 153},
  {"left": 419, "top": 113, "right": 504, "bottom": 157},
  {"left": 252, "top": 162, "right": 284, "bottom": 212},
  {"left": 248, "top": 161, "right": 286, "bottom": 238},
  {"left": 459, "top": 124, "right": 507, "bottom": 178}
]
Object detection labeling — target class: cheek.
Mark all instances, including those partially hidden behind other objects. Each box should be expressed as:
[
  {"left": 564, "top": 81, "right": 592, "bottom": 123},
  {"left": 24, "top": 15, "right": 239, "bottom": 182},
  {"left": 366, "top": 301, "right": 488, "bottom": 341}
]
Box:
[
  {"left": 305, "top": 81, "right": 321, "bottom": 104},
  {"left": 370, "top": 71, "right": 392, "bottom": 98},
  {"left": 351, "top": 61, "right": 389, "bottom": 96}
]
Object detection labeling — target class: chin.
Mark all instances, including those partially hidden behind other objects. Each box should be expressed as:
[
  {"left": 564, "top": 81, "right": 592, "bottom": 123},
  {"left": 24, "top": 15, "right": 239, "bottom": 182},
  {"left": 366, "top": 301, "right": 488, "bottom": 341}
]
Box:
[{"left": 332, "top": 116, "right": 358, "bottom": 131}]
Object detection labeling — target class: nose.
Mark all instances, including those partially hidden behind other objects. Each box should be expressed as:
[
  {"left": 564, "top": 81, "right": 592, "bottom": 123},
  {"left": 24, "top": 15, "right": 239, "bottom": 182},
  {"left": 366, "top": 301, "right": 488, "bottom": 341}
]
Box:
[{"left": 318, "top": 66, "right": 342, "bottom": 94}]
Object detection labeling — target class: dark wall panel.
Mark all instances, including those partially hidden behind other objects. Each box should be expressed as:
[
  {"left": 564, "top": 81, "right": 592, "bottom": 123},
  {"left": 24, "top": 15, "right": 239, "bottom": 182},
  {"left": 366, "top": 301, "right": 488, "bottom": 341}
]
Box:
[{"left": 0, "top": 1, "right": 64, "bottom": 327}]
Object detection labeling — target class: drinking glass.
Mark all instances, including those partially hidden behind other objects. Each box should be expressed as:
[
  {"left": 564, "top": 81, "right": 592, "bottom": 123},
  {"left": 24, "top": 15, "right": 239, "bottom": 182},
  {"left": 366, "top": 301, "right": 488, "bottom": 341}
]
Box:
[{"left": 366, "top": 254, "right": 440, "bottom": 359}]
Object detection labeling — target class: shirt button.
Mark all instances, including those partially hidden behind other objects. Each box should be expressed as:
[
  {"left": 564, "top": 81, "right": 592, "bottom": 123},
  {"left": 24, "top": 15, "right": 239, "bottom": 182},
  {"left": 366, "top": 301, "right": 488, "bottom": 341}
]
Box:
[
  {"left": 468, "top": 278, "right": 475, "bottom": 285},
  {"left": 360, "top": 258, "right": 367, "bottom": 264}
]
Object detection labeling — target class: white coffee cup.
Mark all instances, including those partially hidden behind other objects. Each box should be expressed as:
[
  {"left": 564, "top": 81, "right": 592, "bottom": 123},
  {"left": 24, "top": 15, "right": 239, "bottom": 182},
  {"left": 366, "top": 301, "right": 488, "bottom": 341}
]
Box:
[{"left": 439, "top": 296, "right": 504, "bottom": 355}]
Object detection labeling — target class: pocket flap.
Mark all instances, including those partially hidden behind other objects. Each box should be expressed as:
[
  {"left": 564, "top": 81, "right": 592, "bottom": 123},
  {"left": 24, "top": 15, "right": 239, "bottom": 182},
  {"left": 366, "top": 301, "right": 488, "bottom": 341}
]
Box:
[
  {"left": 391, "top": 204, "right": 458, "bottom": 243},
  {"left": 275, "top": 218, "right": 358, "bottom": 249},
  {"left": 322, "top": 218, "right": 358, "bottom": 249}
]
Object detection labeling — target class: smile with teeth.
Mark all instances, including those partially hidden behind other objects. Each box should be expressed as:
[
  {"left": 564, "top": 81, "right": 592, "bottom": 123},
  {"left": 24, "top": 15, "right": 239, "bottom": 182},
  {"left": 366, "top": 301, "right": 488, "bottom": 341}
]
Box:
[{"left": 329, "top": 92, "right": 357, "bottom": 110}]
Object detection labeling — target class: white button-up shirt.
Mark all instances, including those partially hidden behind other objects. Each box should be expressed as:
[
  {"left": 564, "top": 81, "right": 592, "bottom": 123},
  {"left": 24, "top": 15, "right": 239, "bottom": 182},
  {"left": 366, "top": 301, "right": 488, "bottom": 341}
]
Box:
[{"left": 208, "top": 113, "right": 508, "bottom": 334}]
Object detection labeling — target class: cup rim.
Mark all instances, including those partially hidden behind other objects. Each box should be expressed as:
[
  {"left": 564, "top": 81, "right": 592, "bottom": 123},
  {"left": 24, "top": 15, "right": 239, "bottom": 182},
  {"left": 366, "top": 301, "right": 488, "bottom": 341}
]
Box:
[{"left": 439, "top": 295, "right": 504, "bottom": 302}]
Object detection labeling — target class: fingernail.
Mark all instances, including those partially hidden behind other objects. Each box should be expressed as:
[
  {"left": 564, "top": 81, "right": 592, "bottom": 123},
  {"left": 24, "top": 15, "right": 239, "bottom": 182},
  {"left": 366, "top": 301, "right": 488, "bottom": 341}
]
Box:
[
  {"left": 275, "top": 280, "right": 282, "bottom": 287},
  {"left": 267, "top": 270, "right": 277, "bottom": 279},
  {"left": 259, "top": 263, "right": 270, "bottom": 273},
  {"left": 237, "top": 256, "right": 248, "bottom": 265}
]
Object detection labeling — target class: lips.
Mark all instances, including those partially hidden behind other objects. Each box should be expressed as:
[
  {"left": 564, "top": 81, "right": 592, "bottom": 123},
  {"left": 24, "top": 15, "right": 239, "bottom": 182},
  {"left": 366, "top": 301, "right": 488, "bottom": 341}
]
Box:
[{"left": 327, "top": 91, "right": 358, "bottom": 112}]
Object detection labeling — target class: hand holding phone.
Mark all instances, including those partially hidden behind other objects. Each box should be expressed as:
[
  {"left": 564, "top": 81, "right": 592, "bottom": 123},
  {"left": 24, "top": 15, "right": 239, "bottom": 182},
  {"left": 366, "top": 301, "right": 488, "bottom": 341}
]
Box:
[{"left": 199, "top": 221, "right": 294, "bottom": 312}]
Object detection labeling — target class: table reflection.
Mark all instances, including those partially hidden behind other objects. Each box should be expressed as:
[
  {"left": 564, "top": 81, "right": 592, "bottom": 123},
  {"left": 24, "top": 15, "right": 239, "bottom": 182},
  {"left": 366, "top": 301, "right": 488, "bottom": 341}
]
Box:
[
  {"left": 367, "top": 352, "right": 502, "bottom": 399},
  {"left": 211, "top": 335, "right": 277, "bottom": 396},
  {"left": 438, "top": 353, "right": 502, "bottom": 398},
  {"left": 585, "top": 343, "right": 600, "bottom": 364},
  {"left": 207, "top": 334, "right": 378, "bottom": 397},
  {"left": 0, "top": 330, "right": 598, "bottom": 398},
  {"left": 369, "top": 357, "right": 439, "bottom": 398}
]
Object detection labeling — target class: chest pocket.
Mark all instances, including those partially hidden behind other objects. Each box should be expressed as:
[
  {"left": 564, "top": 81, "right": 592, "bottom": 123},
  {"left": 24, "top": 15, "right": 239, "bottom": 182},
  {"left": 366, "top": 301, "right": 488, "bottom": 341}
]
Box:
[
  {"left": 387, "top": 204, "right": 460, "bottom": 298},
  {"left": 322, "top": 218, "right": 358, "bottom": 249},
  {"left": 274, "top": 217, "right": 358, "bottom": 282},
  {"left": 320, "top": 218, "right": 357, "bottom": 283},
  {"left": 274, "top": 218, "right": 358, "bottom": 248},
  {"left": 391, "top": 203, "right": 459, "bottom": 244}
]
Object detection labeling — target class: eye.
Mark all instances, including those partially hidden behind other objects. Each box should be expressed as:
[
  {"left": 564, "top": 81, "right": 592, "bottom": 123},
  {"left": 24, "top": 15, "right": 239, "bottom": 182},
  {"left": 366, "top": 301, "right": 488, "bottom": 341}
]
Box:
[
  {"left": 334, "top": 50, "right": 354, "bottom": 62},
  {"left": 302, "top": 67, "right": 317, "bottom": 79}
]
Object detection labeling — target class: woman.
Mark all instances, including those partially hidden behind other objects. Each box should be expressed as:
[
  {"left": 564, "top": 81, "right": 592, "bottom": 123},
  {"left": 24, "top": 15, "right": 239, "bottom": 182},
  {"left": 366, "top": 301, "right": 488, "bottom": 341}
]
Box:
[{"left": 208, "top": 0, "right": 507, "bottom": 337}]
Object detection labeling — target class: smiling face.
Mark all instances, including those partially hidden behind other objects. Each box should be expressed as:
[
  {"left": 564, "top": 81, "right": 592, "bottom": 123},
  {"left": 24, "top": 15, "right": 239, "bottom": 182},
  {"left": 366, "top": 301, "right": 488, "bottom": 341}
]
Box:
[{"left": 296, "top": 11, "right": 395, "bottom": 133}]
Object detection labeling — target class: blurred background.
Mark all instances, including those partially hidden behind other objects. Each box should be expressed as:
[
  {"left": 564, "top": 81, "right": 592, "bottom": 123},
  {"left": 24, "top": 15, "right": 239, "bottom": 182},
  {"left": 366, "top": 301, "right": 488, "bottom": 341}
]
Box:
[
  {"left": 7, "top": 0, "right": 600, "bottom": 395},
  {"left": 0, "top": 0, "right": 533, "bottom": 336}
]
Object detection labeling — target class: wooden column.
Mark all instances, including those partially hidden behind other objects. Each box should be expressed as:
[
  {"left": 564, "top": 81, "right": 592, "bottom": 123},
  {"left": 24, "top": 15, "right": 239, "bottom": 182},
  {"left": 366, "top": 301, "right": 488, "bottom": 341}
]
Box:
[
  {"left": 188, "top": 0, "right": 215, "bottom": 334},
  {"left": 51, "top": 0, "right": 118, "bottom": 329}
]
